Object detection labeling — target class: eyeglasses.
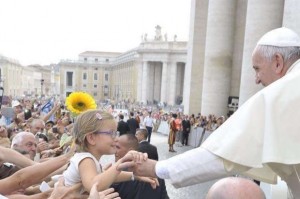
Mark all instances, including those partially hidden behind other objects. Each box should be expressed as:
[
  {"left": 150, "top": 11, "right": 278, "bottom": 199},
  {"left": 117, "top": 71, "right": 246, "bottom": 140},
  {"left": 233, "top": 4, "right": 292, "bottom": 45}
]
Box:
[{"left": 94, "top": 130, "right": 120, "bottom": 138}]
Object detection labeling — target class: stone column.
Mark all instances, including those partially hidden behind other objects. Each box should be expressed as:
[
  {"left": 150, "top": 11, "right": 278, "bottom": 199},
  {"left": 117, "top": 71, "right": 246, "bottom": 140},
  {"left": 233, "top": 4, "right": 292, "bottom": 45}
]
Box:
[
  {"left": 239, "top": 0, "right": 284, "bottom": 105},
  {"left": 141, "top": 61, "right": 148, "bottom": 104},
  {"left": 153, "top": 62, "right": 162, "bottom": 102},
  {"left": 160, "top": 61, "right": 168, "bottom": 104},
  {"left": 182, "top": 0, "right": 208, "bottom": 114},
  {"left": 230, "top": 0, "right": 248, "bottom": 98},
  {"left": 148, "top": 62, "right": 154, "bottom": 103},
  {"left": 201, "top": 0, "right": 237, "bottom": 116},
  {"left": 283, "top": 0, "right": 300, "bottom": 35},
  {"left": 168, "top": 62, "right": 177, "bottom": 105}
]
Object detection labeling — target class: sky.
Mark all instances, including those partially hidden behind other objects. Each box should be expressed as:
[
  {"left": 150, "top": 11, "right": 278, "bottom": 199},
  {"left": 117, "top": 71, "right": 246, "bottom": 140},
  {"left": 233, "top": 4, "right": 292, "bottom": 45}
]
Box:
[{"left": 0, "top": 0, "right": 191, "bottom": 66}]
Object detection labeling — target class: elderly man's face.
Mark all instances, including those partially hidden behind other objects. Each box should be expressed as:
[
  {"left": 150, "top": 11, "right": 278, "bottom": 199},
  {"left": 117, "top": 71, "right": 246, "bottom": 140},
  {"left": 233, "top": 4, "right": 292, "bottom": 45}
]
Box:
[
  {"left": 17, "top": 134, "right": 37, "bottom": 160},
  {"left": 31, "top": 121, "right": 45, "bottom": 135},
  {"left": 252, "top": 50, "right": 279, "bottom": 87}
]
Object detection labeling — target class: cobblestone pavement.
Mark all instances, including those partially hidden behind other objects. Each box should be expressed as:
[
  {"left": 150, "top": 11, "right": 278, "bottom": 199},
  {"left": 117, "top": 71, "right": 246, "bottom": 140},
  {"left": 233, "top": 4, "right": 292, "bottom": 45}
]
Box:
[
  {"left": 100, "top": 132, "right": 217, "bottom": 199},
  {"left": 151, "top": 132, "right": 217, "bottom": 199}
]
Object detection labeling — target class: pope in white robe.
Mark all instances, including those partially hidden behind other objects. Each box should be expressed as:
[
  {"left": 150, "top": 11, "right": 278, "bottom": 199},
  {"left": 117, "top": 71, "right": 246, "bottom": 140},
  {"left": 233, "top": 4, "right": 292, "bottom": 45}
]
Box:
[{"left": 118, "top": 27, "right": 300, "bottom": 199}]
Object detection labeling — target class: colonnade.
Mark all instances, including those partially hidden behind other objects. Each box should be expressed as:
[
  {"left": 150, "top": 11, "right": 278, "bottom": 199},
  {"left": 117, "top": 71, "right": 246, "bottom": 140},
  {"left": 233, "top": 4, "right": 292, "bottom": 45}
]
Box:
[
  {"left": 137, "top": 61, "right": 185, "bottom": 105},
  {"left": 183, "top": 0, "right": 300, "bottom": 116}
]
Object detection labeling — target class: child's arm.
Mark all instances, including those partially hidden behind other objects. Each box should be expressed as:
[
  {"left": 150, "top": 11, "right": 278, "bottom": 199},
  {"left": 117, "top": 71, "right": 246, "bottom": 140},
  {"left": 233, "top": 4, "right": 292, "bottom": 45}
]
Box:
[
  {"left": 79, "top": 151, "right": 148, "bottom": 192},
  {"left": 79, "top": 158, "right": 121, "bottom": 192}
]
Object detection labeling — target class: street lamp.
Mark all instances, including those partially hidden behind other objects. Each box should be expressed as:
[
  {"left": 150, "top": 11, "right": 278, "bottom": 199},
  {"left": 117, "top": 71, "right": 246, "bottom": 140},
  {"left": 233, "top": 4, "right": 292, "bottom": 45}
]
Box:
[{"left": 41, "top": 79, "right": 44, "bottom": 96}]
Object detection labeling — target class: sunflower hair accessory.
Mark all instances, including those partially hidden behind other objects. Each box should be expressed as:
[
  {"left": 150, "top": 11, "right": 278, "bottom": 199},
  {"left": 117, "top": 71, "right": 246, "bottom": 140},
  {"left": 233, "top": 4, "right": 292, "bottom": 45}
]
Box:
[
  {"left": 65, "top": 92, "right": 97, "bottom": 116},
  {"left": 96, "top": 113, "right": 102, "bottom": 120}
]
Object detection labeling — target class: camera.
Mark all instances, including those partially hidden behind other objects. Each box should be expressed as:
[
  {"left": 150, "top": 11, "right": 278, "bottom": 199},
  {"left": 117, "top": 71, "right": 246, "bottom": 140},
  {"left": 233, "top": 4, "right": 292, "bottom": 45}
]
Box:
[{"left": 24, "top": 109, "right": 32, "bottom": 120}]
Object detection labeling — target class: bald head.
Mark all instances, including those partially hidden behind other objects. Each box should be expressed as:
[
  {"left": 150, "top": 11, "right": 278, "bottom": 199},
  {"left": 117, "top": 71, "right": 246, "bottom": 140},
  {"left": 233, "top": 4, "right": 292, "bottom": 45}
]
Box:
[{"left": 206, "top": 177, "right": 265, "bottom": 199}]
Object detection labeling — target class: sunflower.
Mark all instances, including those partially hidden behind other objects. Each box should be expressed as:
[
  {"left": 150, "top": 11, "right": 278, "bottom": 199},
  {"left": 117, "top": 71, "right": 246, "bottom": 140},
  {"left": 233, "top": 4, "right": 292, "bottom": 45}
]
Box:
[{"left": 65, "top": 92, "right": 97, "bottom": 116}]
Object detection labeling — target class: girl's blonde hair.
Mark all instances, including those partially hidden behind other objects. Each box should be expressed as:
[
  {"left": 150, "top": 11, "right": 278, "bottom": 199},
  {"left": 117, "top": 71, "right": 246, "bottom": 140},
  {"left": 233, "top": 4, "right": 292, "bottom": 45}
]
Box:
[{"left": 73, "top": 109, "right": 114, "bottom": 151}]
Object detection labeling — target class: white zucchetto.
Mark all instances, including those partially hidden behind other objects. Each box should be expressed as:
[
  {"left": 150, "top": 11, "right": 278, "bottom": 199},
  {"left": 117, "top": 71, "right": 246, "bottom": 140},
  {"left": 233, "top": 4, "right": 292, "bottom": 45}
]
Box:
[{"left": 257, "top": 27, "right": 300, "bottom": 47}]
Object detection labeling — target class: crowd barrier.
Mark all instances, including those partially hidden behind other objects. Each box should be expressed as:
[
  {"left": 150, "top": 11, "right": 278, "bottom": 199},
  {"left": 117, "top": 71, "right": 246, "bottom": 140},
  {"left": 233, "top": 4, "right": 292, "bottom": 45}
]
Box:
[{"left": 156, "top": 121, "right": 212, "bottom": 148}]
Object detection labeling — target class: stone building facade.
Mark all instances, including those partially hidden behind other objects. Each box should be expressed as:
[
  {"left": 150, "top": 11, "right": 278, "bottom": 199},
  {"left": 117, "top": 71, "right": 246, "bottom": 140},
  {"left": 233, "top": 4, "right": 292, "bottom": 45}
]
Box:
[
  {"left": 0, "top": 55, "right": 53, "bottom": 98},
  {"left": 58, "top": 33, "right": 187, "bottom": 106},
  {"left": 183, "top": 0, "right": 300, "bottom": 116}
]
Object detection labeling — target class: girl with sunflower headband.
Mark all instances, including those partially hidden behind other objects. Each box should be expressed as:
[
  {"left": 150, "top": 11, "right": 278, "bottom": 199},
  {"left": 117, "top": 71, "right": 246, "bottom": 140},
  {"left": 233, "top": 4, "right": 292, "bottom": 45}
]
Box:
[{"left": 62, "top": 109, "right": 159, "bottom": 194}]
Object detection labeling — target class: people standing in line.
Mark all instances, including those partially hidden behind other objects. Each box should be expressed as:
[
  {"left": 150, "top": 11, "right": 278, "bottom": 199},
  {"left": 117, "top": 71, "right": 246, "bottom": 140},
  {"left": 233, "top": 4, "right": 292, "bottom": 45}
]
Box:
[
  {"left": 126, "top": 112, "right": 139, "bottom": 135},
  {"left": 143, "top": 112, "right": 154, "bottom": 143},
  {"left": 181, "top": 115, "right": 191, "bottom": 146},
  {"left": 116, "top": 27, "right": 300, "bottom": 198}
]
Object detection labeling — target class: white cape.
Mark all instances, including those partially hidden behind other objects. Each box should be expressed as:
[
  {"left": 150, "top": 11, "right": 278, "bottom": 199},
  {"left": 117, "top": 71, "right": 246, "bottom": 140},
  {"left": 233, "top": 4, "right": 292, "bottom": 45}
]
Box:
[{"left": 202, "top": 59, "right": 300, "bottom": 183}]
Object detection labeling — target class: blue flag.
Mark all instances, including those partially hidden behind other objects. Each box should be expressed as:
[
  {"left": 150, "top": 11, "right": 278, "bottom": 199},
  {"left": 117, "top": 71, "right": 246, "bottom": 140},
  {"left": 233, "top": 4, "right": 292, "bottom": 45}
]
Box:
[{"left": 41, "top": 98, "right": 55, "bottom": 121}]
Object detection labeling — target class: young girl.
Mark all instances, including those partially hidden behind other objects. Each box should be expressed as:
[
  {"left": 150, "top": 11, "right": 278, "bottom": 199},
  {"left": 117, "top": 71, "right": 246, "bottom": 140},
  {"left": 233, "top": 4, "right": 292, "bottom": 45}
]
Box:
[{"left": 63, "top": 109, "right": 155, "bottom": 193}]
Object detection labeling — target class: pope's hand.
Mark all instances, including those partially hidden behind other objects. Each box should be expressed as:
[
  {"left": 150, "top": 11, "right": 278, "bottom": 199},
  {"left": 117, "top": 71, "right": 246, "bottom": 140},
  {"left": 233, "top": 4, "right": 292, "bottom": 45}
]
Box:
[{"left": 117, "top": 153, "right": 158, "bottom": 178}]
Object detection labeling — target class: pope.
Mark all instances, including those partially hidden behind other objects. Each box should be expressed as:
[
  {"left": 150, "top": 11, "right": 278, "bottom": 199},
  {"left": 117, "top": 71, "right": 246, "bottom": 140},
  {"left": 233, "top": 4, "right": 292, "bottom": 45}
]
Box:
[{"left": 118, "top": 27, "right": 300, "bottom": 198}]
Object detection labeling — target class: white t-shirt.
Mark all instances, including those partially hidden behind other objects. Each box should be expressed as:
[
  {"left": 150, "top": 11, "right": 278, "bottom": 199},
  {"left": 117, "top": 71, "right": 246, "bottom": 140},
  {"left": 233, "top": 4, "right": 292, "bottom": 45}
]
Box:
[
  {"left": 144, "top": 116, "right": 153, "bottom": 127},
  {"left": 63, "top": 152, "right": 102, "bottom": 187}
]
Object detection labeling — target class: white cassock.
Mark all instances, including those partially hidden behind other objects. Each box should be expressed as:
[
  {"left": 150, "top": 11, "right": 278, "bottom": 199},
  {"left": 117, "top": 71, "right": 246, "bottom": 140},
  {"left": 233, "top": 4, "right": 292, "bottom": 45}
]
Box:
[{"left": 156, "top": 59, "right": 300, "bottom": 198}]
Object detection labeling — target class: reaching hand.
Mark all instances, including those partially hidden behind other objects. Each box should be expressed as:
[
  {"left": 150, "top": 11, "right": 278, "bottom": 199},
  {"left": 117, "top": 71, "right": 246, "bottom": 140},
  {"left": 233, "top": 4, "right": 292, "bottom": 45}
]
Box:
[
  {"left": 116, "top": 150, "right": 148, "bottom": 171},
  {"left": 135, "top": 176, "right": 160, "bottom": 189},
  {"left": 49, "top": 177, "right": 87, "bottom": 199},
  {"left": 116, "top": 150, "right": 158, "bottom": 179},
  {"left": 89, "top": 183, "right": 120, "bottom": 199}
]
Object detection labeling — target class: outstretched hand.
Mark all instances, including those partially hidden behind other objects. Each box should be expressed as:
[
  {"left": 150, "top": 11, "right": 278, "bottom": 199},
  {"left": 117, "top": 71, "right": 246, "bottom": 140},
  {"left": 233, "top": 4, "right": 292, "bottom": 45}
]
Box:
[
  {"left": 49, "top": 177, "right": 87, "bottom": 199},
  {"left": 136, "top": 176, "right": 160, "bottom": 189},
  {"left": 116, "top": 150, "right": 158, "bottom": 178},
  {"left": 116, "top": 150, "right": 148, "bottom": 171},
  {"left": 89, "top": 183, "right": 120, "bottom": 199}
]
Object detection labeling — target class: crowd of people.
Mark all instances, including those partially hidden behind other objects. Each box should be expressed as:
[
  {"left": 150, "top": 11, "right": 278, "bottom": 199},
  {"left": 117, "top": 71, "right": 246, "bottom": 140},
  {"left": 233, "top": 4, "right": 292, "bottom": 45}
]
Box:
[
  {"left": 1, "top": 26, "right": 300, "bottom": 199},
  {"left": 0, "top": 94, "right": 219, "bottom": 198}
]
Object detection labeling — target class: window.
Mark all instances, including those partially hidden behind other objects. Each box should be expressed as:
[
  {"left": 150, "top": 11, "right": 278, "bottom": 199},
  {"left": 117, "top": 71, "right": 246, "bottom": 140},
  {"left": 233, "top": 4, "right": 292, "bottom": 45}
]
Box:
[
  {"left": 83, "top": 84, "right": 87, "bottom": 88},
  {"left": 83, "top": 73, "right": 87, "bottom": 80},
  {"left": 105, "top": 74, "right": 109, "bottom": 81},
  {"left": 105, "top": 58, "right": 109, "bottom": 62},
  {"left": 95, "top": 58, "right": 98, "bottom": 62},
  {"left": 94, "top": 73, "right": 98, "bottom": 81},
  {"left": 84, "top": 58, "right": 87, "bottom": 62},
  {"left": 94, "top": 84, "right": 97, "bottom": 88},
  {"left": 66, "top": 72, "right": 73, "bottom": 86},
  {"left": 93, "top": 92, "right": 97, "bottom": 96},
  {"left": 66, "top": 92, "right": 72, "bottom": 97},
  {"left": 95, "top": 68, "right": 98, "bottom": 70}
]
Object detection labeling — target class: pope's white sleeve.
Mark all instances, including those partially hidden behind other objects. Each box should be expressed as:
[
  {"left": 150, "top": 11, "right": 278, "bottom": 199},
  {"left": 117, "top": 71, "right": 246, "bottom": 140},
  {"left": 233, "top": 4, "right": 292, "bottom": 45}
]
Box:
[{"left": 155, "top": 147, "right": 235, "bottom": 188}]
